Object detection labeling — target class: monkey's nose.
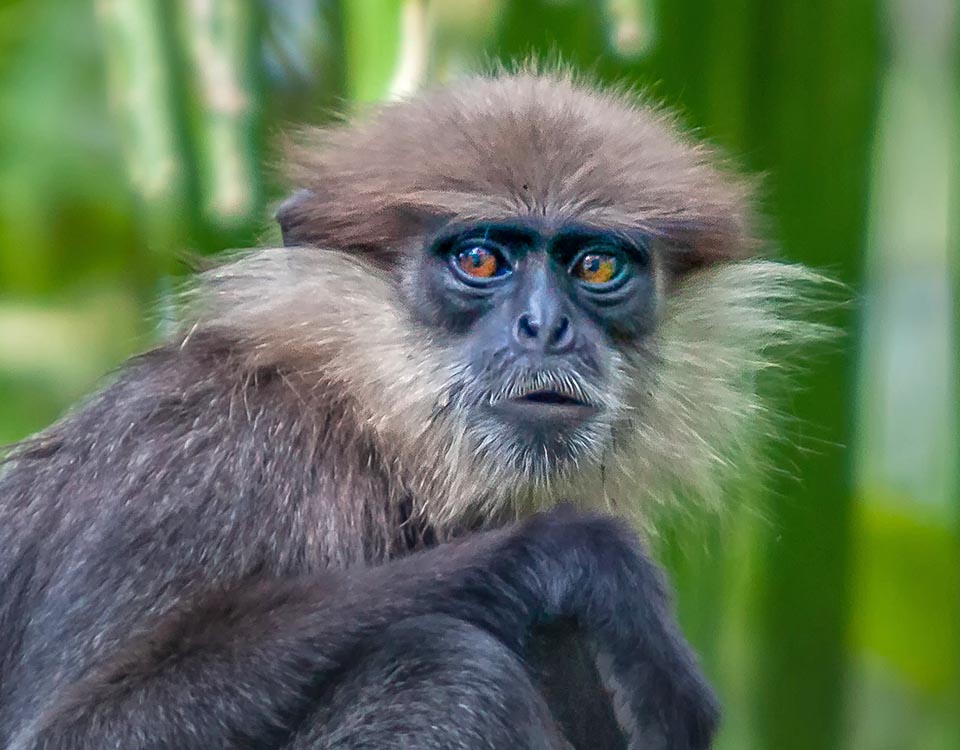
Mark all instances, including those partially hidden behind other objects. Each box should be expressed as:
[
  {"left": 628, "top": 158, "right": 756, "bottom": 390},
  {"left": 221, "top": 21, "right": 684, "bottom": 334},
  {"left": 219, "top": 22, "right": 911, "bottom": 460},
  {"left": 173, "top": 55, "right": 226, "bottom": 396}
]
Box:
[{"left": 514, "top": 312, "right": 575, "bottom": 355}]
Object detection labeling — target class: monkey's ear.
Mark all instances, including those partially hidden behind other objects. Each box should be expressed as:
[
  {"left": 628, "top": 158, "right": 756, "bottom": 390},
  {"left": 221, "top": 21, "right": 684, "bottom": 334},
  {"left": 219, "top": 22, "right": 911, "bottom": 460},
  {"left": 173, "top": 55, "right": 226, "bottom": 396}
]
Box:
[{"left": 275, "top": 189, "right": 315, "bottom": 247}]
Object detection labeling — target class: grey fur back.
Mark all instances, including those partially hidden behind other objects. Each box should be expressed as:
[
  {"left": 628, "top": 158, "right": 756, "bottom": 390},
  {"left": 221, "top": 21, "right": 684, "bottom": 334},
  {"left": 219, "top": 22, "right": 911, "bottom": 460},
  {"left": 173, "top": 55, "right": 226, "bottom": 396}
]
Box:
[{"left": 0, "top": 332, "right": 431, "bottom": 740}]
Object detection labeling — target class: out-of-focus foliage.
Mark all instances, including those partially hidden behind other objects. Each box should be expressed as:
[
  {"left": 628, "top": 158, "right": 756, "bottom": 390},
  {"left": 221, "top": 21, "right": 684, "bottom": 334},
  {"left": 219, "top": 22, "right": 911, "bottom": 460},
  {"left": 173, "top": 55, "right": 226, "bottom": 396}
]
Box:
[{"left": 0, "top": 1, "right": 956, "bottom": 749}]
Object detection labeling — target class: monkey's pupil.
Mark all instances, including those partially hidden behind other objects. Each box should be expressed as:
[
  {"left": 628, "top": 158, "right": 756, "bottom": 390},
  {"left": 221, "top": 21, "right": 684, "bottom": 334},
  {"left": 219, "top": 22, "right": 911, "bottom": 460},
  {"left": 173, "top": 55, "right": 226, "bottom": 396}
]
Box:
[
  {"left": 459, "top": 247, "right": 497, "bottom": 278},
  {"left": 578, "top": 253, "right": 617, "bottom": 284}
]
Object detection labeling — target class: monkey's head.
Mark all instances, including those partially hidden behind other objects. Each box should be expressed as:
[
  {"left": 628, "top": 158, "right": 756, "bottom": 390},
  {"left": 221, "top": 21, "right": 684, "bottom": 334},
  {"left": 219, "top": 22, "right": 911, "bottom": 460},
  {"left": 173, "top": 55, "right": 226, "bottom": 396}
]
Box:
[{"left": 198, "top": 72, "right": 825, "bottom": 527}]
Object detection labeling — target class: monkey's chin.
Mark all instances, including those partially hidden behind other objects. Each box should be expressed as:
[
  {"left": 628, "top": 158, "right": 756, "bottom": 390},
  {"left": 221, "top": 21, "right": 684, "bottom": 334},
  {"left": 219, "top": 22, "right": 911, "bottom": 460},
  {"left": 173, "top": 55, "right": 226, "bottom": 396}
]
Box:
[{"left": 478, "top": 399, "right": 606, "bottom": 475}]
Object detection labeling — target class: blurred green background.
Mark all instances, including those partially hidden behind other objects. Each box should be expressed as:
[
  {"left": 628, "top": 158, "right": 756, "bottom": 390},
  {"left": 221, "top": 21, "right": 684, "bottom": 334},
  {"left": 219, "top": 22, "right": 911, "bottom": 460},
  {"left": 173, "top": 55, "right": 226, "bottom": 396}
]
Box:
[{"left": 0, "top": 1, "right": 956, "bottom": 748}]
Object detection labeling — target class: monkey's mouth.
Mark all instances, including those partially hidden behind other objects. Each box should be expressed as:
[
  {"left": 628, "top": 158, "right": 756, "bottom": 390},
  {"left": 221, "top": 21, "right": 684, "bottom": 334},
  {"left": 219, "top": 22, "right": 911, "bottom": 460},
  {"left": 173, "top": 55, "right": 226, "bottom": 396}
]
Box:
[
  {"left": 491, "top": 388, "right": 599, "bottom": 426},
  {"left": 516, "top": 389, "right": 588, "bottom": 407}
]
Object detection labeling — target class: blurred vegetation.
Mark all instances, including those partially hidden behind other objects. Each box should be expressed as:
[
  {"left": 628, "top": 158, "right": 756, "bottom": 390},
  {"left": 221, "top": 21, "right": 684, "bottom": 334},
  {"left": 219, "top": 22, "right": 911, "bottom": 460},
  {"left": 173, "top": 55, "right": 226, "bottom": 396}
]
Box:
[{"left": 0, "top": 1, "right": 957, "bottom": 749}]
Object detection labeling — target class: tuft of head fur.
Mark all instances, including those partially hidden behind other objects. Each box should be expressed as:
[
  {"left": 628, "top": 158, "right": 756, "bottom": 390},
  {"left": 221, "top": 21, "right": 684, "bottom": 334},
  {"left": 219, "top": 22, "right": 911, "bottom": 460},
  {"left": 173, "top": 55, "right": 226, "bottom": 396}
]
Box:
[
  {"left": 280, "top": 71, "right": 758, "bottom": 268},
  {"left": 184, "top": 71, "right": 832, "bottom": 531}
]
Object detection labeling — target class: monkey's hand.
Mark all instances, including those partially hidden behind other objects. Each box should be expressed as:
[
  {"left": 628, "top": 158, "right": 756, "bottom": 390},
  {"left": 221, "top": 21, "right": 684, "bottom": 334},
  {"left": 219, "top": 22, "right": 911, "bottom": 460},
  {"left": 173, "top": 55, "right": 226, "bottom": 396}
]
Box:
[{"left": 494, "top": 507, "right": 720, "bottom": 750}]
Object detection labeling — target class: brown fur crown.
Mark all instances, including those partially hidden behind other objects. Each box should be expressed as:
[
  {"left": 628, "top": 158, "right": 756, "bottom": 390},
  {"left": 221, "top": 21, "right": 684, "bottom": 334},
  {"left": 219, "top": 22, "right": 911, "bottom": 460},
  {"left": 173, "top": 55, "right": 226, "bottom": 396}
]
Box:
[{"left": 281, "top": 72, "right": 757, "bottom": 269}]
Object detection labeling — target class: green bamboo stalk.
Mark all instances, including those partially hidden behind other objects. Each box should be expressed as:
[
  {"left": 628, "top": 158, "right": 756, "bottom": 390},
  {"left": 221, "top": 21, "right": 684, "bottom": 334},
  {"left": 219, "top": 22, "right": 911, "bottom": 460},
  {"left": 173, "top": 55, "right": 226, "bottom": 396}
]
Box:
[
  {"left": 176, "top": 0, "right": 263, "bottom": 234},
  {"left": 952, "top": 10, "right": 960, "bottom": 746},
  {"left": 850, "top": 1, "right": 959, "bottom": 745},
  {"left": 744, "top": 2, "right": 880, "bottom": 750},
  {"left": 386, "top": 0, "right": 431, "bottom": 99},
  {"left": 646, "top": 1, "right": 879, "bottom": 746},
  {"left": 95, "top": 0, "right": 191, "bottom": 267},
  {"left": 341, "top": 0, "right": 405, "bottom": 103},
  {"left": 857, "top": 0, "right": 958, "bottom": 514}
]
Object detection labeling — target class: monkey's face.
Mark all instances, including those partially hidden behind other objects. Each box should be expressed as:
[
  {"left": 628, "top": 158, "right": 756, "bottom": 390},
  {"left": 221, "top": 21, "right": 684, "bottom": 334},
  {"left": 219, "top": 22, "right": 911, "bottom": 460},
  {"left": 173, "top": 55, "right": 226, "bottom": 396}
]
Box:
[
  {"left": 273, "top": 73, "right": 761, "bottom": 495},
  {"left": 408, "top": 218, "right": 660, "bottom": 477},
  {"left": 257, "top": 72, "right": 823, "bottom": 518}
]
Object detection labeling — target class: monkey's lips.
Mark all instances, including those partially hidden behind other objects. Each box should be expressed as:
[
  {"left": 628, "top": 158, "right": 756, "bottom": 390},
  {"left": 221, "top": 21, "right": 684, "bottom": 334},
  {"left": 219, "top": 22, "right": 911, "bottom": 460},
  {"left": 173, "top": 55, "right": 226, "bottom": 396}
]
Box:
[{"left": 491, "top": 389, "right": 599, "bottom": 426}]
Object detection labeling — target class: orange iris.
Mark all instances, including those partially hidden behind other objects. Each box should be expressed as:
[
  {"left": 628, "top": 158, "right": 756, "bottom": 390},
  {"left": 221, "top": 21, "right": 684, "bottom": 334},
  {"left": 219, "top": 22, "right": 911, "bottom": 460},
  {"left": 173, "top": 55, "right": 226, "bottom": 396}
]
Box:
[
  {"left": 576, "top": 253, "right": 618, "bottom": 284},
  {"left": 458, "top": 246, "right": 498, "bottom": 278}
]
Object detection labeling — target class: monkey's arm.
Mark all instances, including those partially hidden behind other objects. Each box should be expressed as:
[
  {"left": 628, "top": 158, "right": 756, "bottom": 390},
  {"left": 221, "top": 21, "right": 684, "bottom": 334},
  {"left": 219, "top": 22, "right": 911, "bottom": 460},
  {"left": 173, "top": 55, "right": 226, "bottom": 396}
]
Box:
[{"left": 11, "top": 511, "right": 716, "bottom": 750}]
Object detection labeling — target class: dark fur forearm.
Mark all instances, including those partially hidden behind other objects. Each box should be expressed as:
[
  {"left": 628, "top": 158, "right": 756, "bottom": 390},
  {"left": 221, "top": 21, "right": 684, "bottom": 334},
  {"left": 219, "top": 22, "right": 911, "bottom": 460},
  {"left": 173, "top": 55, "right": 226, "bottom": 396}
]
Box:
[
  {"left": 11, "top": 532, "right": 513, "bottom": 750},
  {"left": 11, "top": 512, "right": 715, "bottom": 750}
]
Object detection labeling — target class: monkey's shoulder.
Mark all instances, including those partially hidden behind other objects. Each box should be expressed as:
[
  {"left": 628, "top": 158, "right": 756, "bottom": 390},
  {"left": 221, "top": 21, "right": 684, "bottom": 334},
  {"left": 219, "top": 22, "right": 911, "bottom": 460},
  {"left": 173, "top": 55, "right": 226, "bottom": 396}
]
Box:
[{"left": 0, "top": 331, "right": 354, "bottom": 518}]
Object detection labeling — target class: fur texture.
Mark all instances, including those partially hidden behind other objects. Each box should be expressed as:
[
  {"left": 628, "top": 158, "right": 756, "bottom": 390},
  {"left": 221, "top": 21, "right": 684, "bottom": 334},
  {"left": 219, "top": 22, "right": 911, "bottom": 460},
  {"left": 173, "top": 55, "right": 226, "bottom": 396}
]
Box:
[
  {"left": 281, "top": 72, "right": 757, "bottom": 266},
  {"left": 189, "top": 71, "right": 827, "bottom": 530}
]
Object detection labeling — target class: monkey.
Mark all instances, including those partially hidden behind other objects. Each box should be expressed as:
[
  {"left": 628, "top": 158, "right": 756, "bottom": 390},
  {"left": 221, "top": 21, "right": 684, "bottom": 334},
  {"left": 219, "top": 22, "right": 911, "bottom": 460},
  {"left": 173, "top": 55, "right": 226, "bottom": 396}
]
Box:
[{"left": 0, "top": 71, "right": 822, "bottom": 750}]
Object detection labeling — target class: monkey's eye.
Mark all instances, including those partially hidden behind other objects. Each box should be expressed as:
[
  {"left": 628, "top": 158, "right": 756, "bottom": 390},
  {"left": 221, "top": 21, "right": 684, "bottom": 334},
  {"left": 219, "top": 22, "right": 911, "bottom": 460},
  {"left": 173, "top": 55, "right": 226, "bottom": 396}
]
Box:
[
  {"left": 572, "top": 250, "right": 623, "bottom": 286},
  {"left": 450, "top": 240, "right": 511, "bottom": 283}
]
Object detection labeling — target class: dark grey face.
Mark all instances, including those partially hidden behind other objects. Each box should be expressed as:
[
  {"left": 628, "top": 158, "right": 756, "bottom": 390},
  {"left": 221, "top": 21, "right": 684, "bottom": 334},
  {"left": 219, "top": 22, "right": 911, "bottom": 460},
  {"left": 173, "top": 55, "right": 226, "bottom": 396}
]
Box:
[{"left": 411, "top": 219, "right": 658, "bottom": 475}]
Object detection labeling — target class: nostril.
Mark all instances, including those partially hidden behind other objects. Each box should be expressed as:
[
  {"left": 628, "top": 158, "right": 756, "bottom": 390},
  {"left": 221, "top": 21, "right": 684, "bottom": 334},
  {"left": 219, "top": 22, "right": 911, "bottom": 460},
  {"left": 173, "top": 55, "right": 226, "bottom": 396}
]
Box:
[
  {"left": 548, "top": 315, "right": 574, "bottom": 352},
  {"left": 516, "top": 313, "right": 540, "bottom": 340},
  {"left": 550, "top": 316, "right": 569, "bottom": 343}
]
